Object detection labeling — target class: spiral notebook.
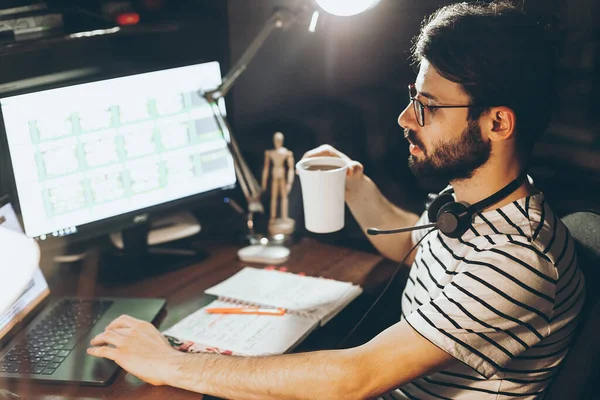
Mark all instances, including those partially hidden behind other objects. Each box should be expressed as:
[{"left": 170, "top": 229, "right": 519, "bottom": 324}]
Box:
[{"left": 162, "top": 267, "right": 363, "bottom": 356}]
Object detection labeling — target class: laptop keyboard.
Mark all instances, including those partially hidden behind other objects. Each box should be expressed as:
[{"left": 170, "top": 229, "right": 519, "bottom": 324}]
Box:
[{"left": 0, "top": 299, "right": 113, "bottom": 376}]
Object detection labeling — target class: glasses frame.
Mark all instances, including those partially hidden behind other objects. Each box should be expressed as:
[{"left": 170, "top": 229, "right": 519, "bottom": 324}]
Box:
[{"left": 408, "top": 83, "right": 487, "bottom": 127}]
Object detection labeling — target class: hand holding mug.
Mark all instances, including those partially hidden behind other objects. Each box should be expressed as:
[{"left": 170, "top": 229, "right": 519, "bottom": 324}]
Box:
[{"left": 300, "top": 144, "right": 364, "bottom": 181}]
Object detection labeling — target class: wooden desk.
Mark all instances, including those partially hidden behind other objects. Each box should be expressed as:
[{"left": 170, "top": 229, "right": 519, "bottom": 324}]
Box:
[{"left": 5, "top": 238, "right": 401, "bottom": 400}]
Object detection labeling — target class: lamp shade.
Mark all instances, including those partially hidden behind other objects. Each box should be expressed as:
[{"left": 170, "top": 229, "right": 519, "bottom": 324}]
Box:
[{"left": 316, "top": 0, "right": 381, "bottom": 16}]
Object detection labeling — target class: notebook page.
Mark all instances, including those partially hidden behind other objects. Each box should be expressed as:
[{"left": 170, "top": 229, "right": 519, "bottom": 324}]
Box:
[
  {"left": 162, "top": 300, "right": 318, "bottom": 356},
  {"left": 205, "top": 267, "right": 363, "bottom": 323}
]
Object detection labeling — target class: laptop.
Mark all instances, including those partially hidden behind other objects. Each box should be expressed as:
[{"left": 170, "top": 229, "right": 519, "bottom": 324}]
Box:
[{"left": 0, "top": 203, "right": 166, "bottom": 386}]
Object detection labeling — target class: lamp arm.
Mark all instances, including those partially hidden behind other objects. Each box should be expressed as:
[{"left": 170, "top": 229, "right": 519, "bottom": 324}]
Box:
[
  {"left": 201, "top": 5, "right": 312, "bottom": 219},
  {"left": 207, "top": 101, "right": 264, "bottom": 214},
  {"left": 205, "top": 7, "right": 303, "bottom": 102}
]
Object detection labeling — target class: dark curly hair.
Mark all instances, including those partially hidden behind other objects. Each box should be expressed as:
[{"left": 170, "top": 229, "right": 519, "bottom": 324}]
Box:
[{"left": 412, "top": 1, "right": 560, "bottom": 161}]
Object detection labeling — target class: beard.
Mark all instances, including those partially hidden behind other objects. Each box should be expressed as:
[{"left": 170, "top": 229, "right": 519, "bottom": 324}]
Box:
[{"left": 406, "top": 119, "right": 491, "bottom": 184}]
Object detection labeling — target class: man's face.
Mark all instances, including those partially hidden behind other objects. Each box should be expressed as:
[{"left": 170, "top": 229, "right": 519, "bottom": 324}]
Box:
[{"left": 398, "top": 59, "right": 491, "bottom": 183}]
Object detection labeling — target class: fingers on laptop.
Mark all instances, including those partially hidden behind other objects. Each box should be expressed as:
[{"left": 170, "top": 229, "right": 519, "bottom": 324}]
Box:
[
  {"left": 87, "top": 345, "right": 116, "bottom": 360},
  {"left": 104, "top": 314, "right": 143, "bottom": 330},
  {"left": 90, "top": 329, "right": 126, "bottom": 347}
]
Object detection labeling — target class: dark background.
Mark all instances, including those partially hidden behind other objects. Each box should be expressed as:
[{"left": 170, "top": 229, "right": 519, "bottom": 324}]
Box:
[{"left": 0, "top": 0, "right": 598, "bottom": 249}]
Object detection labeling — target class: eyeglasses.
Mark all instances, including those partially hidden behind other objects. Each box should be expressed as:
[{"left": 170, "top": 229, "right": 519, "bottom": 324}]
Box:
[{"left": 408, "top": 83, "right": 485, "bottom": 127}]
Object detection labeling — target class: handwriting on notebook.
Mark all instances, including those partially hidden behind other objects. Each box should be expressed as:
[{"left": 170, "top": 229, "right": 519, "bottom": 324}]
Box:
[{"left": 163, "top": 300, "right": 316, "bottom": 356}]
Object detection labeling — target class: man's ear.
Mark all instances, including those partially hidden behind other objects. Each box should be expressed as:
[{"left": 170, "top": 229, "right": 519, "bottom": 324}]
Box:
[{"left": 485, "top": 106, "right": 516, "bottom": 142}]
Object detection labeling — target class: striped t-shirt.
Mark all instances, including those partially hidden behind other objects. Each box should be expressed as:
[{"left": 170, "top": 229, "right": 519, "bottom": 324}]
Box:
[{"left": 387, "top": 192, "right": 585, "bottom": 399}]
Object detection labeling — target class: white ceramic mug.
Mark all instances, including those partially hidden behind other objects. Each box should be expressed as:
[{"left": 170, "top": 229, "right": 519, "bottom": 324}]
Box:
[{"left": 296, "top": 156, "right": 349, "bottom": 233}]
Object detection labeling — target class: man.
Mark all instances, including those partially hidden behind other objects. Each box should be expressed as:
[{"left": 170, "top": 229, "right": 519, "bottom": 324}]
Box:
[{"left": 88, "top": 2, "right": 585, "bottom": 398}]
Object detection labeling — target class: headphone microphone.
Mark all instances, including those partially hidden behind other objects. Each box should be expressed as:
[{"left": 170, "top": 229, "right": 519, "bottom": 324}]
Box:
[
  {"left": 367, "top": 171, "right": 528, "bottom": 239},
  {"left": 366, "top": 223, "right": 436, "bottom": 236}
]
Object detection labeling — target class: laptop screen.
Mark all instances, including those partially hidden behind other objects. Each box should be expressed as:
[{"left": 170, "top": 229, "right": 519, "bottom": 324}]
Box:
[{"left": 0, "top": 203, "right": 49, "bottom": 342}]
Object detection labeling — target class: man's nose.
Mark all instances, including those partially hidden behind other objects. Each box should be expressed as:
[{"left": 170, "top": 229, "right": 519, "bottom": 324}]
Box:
[{"left": 398, "top": 102, "right": 418, "bottom": 130}]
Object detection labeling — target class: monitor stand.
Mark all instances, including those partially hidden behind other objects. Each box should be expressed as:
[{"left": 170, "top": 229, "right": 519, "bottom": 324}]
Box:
[{"left": 98, "top": 212, "right": 208, "bottom": 285}]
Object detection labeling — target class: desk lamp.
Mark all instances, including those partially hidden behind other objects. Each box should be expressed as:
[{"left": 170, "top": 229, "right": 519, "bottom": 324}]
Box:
[{"left": 202, "top": 0, "right": 381, "bottom": 244}]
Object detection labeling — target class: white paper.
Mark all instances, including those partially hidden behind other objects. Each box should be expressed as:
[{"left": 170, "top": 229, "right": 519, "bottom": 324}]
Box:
[
  {"left": 0, "top": 201, "right": 23, "bottom": 233},
  {"left": 0, "top": 203, "right": 40, "bottom": 315}
]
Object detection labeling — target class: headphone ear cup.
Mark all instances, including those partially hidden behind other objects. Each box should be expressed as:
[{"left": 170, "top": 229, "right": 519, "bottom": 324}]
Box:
[
  {"left": 437, "top": 201, "right": 471, "bottom": 238},
  {"left": 427, "top": 193, "right": 455, "bottom": 223}
]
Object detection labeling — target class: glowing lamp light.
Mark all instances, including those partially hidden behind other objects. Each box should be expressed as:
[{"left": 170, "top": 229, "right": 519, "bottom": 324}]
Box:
[{"left": 315, "top": 0, "right": 381, "bottom": 17}]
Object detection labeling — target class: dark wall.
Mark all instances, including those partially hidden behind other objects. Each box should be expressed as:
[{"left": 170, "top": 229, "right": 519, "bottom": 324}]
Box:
[{"left": 227, "top": 0, "right": 448, "bottom": 129}]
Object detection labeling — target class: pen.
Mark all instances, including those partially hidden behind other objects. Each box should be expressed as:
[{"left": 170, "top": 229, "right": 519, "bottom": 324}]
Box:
[{"left": 205, "top": 307, "right": 286, "bottom": 316}]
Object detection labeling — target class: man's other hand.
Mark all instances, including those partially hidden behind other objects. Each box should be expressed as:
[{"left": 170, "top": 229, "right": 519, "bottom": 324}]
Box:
[
  {"left": 87, "top": 315, "right": 181, "bottom": 386},
  {"left": 300, "top": 144, "right": 364, "bottom": 177},
  {"left": 299, "top": 145, "right": 365, "bottom": 195}
]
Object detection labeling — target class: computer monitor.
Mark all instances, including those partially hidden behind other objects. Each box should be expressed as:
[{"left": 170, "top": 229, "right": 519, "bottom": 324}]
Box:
[{"left": 0, "top": 61, "right": 237, "bottom": 280}]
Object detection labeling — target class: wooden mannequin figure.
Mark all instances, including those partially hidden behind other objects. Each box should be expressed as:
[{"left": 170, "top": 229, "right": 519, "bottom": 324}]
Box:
[{"left": 261, "top": 132, "right": 295, "bottom": 236}]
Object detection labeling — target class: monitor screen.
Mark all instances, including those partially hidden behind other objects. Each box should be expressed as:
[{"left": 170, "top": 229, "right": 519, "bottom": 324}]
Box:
[{"left": 0, "top": 61, "right": 236, "bottom": 241}]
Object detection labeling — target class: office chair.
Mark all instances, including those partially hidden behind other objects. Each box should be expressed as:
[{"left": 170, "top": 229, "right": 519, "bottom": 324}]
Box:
[{"left": 544, "top": 210, "right": 600, "bottom": 400}]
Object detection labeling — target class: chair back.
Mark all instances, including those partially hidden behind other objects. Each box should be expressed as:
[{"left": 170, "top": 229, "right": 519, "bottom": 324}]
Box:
[{"left": 544, "top": 210, "right": 600, "bottom": 399}]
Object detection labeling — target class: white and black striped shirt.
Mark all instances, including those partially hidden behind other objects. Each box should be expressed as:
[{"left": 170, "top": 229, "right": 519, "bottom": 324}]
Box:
[{"left": 387, "top": 192, "right": 585, "bottom": 399}]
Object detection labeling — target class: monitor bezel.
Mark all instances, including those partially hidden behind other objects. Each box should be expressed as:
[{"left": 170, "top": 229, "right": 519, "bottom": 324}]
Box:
[{"left": 0, "top": 61, "right": 237, "bottom": 248}]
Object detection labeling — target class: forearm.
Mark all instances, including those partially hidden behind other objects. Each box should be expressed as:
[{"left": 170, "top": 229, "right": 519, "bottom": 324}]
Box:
[
  {"left": 167, "top": 349, "right": 365, "bottom": 400},
  {"left": 346, "top": 175, "right": 419, "bottom": 262}
]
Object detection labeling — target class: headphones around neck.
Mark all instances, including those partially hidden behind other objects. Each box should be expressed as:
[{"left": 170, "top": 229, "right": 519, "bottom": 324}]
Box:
[
  {"left": 426, "top": 171, "right": 528, "bottom": 238},
  {"left": 366, "top": 171, "right": 529, "bottom": 238}
]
